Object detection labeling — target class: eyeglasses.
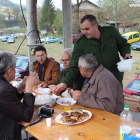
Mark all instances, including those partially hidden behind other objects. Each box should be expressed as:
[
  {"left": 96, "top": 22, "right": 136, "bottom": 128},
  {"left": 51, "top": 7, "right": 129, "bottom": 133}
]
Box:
[{"left": 60, "top": 59, "right": 70, "bottom": 62}]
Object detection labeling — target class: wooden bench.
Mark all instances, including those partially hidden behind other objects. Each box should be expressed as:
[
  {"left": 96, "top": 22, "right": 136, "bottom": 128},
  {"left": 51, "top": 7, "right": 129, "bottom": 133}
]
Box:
[{"left": 124, "top": 94, "right": 140, "bottom": 112}]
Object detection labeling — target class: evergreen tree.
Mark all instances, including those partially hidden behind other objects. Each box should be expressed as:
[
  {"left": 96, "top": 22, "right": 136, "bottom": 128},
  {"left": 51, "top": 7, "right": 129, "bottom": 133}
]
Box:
[
  {"left": 39, "top": 0, "right": 55, "bottom": 31},
  {"left": 52, "top": 9, "right": 63, "bottom": 35}
]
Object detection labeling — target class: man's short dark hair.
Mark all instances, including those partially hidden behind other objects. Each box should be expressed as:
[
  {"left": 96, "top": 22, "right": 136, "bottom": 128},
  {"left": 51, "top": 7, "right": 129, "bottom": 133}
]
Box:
[
  {"left": 34, "top": 45, "right": 46, "bottom": 54},
  {"left": 80, "top": 14, "right": 98, "bottom": 26}
]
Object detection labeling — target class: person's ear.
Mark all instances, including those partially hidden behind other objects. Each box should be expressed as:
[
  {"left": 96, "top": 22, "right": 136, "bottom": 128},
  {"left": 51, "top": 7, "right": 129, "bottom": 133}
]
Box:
[
  {"left": 6, "top": 68, "right": 12, "bottom": 76},
  {"left": 93, "top": 23, "right": 97, "bottom": 28},
  {"left": 83, "top": 68, "right": 87, "bottom": 73}
]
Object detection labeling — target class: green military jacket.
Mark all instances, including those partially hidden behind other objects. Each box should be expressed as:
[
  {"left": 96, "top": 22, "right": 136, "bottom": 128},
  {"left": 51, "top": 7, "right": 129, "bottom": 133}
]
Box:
[{"left": 63, "top": 26, "right": 131, "bottom": 86}]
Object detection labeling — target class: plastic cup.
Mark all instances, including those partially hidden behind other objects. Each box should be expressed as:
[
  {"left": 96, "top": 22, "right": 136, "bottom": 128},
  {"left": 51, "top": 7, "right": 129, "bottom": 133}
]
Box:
[
  {"left": 46, "top": 118, "right": 51, "bottom": 127},
  {"left": 56, "top": 125, "right": 70, "bottom": 140},
  {"left": 64, "top": 98, "right": 72, "bottom": 111},
  {"left": 64, "top": 106, "right": 71, "bottom": 111}
]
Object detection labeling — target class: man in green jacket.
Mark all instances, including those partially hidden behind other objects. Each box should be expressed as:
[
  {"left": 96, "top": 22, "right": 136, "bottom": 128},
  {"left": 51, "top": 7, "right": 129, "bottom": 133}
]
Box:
[{"left": 54, "top": 14, "right": 131, "bottom": 94}]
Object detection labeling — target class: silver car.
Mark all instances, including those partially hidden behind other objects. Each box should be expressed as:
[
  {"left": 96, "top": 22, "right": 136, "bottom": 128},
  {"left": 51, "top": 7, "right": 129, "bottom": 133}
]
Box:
[{"left": 7, "top": 37, "right": 15, "bottom": 43}]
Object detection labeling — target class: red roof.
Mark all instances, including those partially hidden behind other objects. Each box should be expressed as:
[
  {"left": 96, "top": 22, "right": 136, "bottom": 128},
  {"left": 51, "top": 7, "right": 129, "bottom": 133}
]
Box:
[
  {"left": 6, "top": 15, "right": 14, "bottom": 17},
  {"left": 118, "top": 23, "right": 138, "bottom": 27}
]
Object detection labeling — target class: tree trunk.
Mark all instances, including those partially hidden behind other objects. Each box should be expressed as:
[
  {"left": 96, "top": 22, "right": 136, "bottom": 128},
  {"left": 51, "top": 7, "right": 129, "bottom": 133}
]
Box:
[
  {"left": 115, "top": 0, "right": 117, "bottom": 28},
  {"left": 76, "top": 0, "right": 81, "bottom": 33}
]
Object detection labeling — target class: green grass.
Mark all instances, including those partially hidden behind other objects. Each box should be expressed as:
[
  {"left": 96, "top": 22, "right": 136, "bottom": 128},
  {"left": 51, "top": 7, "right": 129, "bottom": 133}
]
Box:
[
  {"left": 0, "top": 29, "right": 27, "bottom": 35},
  {"left": 0, "top": 37, "right": 63, "bottom": 62}
]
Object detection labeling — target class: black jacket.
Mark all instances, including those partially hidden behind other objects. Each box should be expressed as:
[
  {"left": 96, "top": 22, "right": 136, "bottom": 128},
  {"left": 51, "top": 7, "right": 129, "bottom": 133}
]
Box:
[{"left": 0, "top": 75, "right": 35, "bottom": 140}]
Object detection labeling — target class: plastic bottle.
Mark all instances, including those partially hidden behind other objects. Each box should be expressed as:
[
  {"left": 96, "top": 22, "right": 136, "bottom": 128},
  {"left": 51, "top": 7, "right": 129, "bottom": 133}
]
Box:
[{"left": 120, "top": 105, "right": 133, "bottom": 140}]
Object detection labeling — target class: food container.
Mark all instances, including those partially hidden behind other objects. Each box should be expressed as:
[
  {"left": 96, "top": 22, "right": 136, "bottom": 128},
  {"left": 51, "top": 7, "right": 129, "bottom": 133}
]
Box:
[
  {"left": 117, "top": 59, "right": 134, "bottom": 72},
  {"left": 34, "top": 95, "right": 52, "bottom": 106},
  {"left": 35, "top": 88, "right": 50, "bottom": 95}
]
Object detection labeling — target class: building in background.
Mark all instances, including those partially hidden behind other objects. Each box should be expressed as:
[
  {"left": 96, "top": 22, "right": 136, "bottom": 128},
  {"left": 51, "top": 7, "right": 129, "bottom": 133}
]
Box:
[
  {"left": 5, "top": 14, "right": 14, "bottom": 20},
  {"left": 118, "top": 23, "right": 139, "bottom": 34}
]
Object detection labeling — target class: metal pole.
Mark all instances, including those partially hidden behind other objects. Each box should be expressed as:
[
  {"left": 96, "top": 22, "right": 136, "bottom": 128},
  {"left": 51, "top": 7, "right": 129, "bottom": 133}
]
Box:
[
  {"left": 26, "top": 0, "right": 39, "bottom": 72},
  {"left": 62, "top": 0, "right": 73, "bottom": 49}
]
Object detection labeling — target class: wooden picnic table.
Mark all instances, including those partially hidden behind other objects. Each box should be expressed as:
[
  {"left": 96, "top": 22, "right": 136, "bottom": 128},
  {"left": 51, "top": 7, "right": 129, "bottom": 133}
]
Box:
[{"left": 21, "top": 102, "right": 140, "bottom": 140}]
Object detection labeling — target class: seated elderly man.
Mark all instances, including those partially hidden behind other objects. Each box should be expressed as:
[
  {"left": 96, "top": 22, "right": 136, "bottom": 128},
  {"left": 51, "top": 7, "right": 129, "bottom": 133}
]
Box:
[
  {"left": 0, "top": 51, "right": 39, "bottom": 139},
  {"left": 71, "top": 54, "right": 124, "bottom": 115},
  {"left": 33, "top": 45, "right": 60, "bottom": 84},
  {"left": 38, "top": 48, "right": 84, "bottom": 93}
]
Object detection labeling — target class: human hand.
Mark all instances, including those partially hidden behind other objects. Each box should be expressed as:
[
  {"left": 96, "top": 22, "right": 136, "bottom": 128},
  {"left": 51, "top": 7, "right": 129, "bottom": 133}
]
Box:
[
  {"left": 124, "top": 54, "right": 132, "bottom": 59},
  {"left": 67, "top": 88, "right": 74, "bottom": 97},
  {"left": 25, "top": 72, "right": 40, "bottom": 93},
  {"left": 67, "top": 88, "right": 72, "bottom": 93},
  {"left": 71, "top": 90, "right": 81, "bottom": 101},
  {"left": 17, "top": 76, "right": 27, "bottom": 94},
  {"left": 53, "top": 83, "right": 67, "bottom": 94},
  {"left": 38, "top": 83, "right": 48, "bottom": 88},
  {"left": 19, "top": 76, "right": 27, "bottom": 88},
  {"left": 48, "top": 85, "right": 56, "bottom": 93}
]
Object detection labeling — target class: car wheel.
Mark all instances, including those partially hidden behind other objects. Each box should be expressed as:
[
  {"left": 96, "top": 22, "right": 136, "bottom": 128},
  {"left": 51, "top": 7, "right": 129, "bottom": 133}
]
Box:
[{"left": 46, "top": 41, "right": 49, "bottom": 44}]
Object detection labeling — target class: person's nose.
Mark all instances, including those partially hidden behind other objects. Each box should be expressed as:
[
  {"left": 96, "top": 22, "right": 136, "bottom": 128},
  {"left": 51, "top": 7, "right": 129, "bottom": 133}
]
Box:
[
  {"left": 63, "top": 61, "right": 67, "bottom": 65},
  {"left": 83, "top": 30, "right": 87, "bottom": 35}
]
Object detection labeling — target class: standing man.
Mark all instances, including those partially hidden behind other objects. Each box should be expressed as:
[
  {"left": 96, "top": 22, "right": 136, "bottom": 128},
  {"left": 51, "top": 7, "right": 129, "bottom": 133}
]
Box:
[
  {"left": 0, "top": 51, "right": 39, "bottom": 139},
  {"left": 33, "top": 45, "right": 60, "bottom": 85},
  {"left": 54, "top": 14, "right": 131, "bottom": 94}
]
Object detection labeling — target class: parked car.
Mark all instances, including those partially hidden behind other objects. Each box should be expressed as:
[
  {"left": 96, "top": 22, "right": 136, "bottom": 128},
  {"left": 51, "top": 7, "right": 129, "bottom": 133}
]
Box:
[
  {"left": 1, "top": 36, "right": 8, "bottom": 42},
  {"left": 40, "top": 36, "right": 45, "bottom": 43},
  {"left": 123, "top": 73, "right": 140, "bottom": 98},
  {"left": 16, "top": 55, "right": 29, "bottom": 79},
  {"left": 7, "top": 37, "right": 15, "bottom": 43},
  {"left": 58, "top": 38, "right": 63, "bottom": 44},
  {"left": 11, "top": 34, "right": 18, "bottom": 38},
  {"left": 44, "top": 36, "right": 59, "bottom": 44},
  {"left": 122, "top": 32, "right": 140, "bottom": 44},
  {"left": 131, "top": 41, "right": 140, "bottom": 51},
  {"left": 72, "top": 33, "right": 83, "bottom": 43},
  {"left": 60, "top": 63, "right": 64, "bottom": 71}
]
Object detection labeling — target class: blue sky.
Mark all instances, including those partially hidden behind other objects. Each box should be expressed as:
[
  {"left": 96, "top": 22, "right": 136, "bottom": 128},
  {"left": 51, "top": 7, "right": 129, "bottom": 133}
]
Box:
[{"left": 9, "top": 0, "right": 98, "bottom": 9}]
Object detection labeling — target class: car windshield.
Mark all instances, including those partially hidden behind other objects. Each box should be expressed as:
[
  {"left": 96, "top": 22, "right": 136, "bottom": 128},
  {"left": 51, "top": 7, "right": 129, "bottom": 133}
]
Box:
[
  {"left": 122, "top": 36, "right": 128, "bottom": 39},
  {"left": 16, "top": 58, "right": 28, "bottom": 70},
  {"left": 126, "top": 79, "right": 140, "bottom": 92},
  {"left": 8, "top": 37, "right": 14, "bottom": 39}
]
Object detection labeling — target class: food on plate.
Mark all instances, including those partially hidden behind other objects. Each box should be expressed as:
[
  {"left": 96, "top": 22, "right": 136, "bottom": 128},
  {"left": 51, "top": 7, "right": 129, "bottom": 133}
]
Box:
[
  {"left": 59, "top": 110, "right": 89, "bottom": 124},
  {"left": 61, "top": 101, "right": 71, "bottom": 105}
]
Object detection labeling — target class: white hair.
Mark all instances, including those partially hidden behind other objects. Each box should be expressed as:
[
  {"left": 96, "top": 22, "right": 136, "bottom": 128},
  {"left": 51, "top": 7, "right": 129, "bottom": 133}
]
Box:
[
  {"left": 61, "top": 48, "right": 73, "bottom": 58},
  {"left": 0, "top": 51, "right": 16, "bottom": 75},
  {"left": 78, "top": 54, "right": 98, "bottom": 72}
]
